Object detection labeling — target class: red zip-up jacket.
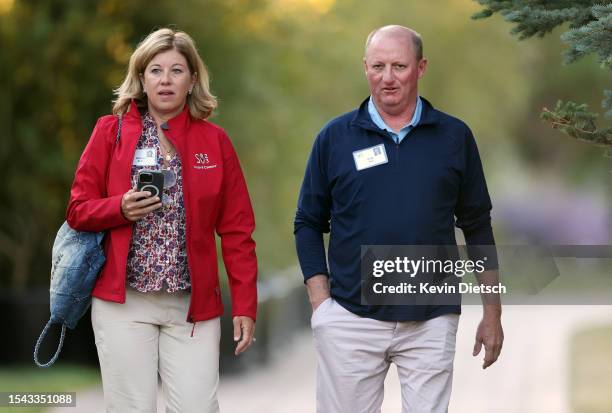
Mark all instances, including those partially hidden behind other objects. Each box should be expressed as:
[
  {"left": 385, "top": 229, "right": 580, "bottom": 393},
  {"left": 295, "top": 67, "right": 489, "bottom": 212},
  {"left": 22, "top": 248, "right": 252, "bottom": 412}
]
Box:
[{"left": 67, "top": 101, "right": 257, "bottom": 322}]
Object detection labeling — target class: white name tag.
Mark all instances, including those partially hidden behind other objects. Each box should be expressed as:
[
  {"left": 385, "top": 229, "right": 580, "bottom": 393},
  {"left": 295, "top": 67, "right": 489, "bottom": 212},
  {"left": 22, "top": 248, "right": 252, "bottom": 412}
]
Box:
[
  {"left": 132, "top": 148, "right": 157, "bottom": 166},
  {"left": 353, "top": 144, "right": 388, "bottom": 171}
]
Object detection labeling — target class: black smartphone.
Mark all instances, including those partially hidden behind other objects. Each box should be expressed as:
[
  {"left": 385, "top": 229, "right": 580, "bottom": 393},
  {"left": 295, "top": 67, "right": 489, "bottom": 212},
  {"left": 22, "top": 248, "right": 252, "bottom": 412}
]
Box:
[{"left": 137, "top": 170, "right": 164, "bottom": 199}]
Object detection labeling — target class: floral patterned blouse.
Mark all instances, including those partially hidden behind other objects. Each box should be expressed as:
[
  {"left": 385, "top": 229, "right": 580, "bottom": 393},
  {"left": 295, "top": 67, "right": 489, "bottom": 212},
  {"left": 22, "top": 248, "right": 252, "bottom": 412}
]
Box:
[{"left": 126, "top": 112, "right": 191, "bottom": 292}]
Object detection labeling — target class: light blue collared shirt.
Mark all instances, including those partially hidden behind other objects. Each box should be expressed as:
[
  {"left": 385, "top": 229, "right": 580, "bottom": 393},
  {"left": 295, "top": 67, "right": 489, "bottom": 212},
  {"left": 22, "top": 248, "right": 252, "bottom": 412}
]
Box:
[{"left": 368, "top": 96, "right": 422, "bottom": 144}]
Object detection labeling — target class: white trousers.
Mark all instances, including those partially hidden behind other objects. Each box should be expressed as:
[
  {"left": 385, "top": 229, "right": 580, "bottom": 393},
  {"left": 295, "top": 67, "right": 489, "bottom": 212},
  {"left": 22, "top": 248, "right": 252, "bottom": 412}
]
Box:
[
  {"left": 91, "top": 288, "right": 221, "bottom": 413},
  {"left": 312, "top": 298, "right": 459, "bottom": 413}
]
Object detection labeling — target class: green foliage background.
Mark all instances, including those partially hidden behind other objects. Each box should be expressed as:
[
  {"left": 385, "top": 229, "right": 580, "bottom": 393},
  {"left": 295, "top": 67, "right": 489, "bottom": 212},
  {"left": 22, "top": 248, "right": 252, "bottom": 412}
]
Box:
[
  {"left": 473, "top": 1, "right": 612, "bottom": 147},
  {"left": 0, "top": 0, "right": 609, "bottom": 290}
]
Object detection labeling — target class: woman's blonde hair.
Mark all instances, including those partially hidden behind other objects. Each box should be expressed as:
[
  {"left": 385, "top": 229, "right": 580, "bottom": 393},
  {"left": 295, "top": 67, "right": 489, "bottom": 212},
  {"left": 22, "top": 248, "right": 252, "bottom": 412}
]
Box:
[{"left": 113, "top": 28, "right": 217, "bottom": 119}]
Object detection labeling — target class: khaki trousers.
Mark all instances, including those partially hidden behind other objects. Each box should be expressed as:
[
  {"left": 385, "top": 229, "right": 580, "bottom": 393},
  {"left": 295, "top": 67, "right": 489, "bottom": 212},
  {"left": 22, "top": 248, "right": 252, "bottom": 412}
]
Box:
[
  {"left": 312, "top": 298, "right": 459, "bottom": 413},
  {"left": 91, "top": 288, "right": 221, "bottom": 413}
]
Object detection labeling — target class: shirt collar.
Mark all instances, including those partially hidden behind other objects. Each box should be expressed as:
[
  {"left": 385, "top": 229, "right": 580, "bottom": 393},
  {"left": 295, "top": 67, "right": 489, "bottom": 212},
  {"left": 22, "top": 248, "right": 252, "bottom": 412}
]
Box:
[
  {"left": 126, "top": 99, "right": 191, "bottom": 137},
  {"left": 367, "top": 96, "right": 422, "bottom": 133}
]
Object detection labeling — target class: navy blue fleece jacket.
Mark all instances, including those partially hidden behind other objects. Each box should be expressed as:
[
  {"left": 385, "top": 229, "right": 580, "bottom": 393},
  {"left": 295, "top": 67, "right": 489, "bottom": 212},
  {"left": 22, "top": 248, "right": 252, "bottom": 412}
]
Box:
[{"left": 294, "top": 97, "right": 495, "bottom": 321}]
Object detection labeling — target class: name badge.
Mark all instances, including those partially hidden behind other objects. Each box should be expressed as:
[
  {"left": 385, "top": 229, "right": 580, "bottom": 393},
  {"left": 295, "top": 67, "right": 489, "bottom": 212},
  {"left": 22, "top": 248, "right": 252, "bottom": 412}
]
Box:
[
  {"left": 353, "top": 144, "right": 388, "bottom": 171},
  {"left": 132, "top": 148, "right": 157, "bottom": 166}
]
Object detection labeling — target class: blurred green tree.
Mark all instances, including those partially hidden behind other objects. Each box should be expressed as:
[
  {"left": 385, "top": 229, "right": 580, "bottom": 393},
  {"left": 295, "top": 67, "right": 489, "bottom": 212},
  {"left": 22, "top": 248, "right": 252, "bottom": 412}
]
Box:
[
  {"left": 0, "top": 0, "right": 226, "bottom": 290},
  {"left": 473, "top": 1, "right": 612, "bottom": 149},
  {"left": 2, "top": 0, "right": 605, "bottom": 291},
  {"left": 0, "top": 0, "right": 140, "bottom": 290},
  {"left": 0, "top": 0, "right": 324, "bottom": 290}
]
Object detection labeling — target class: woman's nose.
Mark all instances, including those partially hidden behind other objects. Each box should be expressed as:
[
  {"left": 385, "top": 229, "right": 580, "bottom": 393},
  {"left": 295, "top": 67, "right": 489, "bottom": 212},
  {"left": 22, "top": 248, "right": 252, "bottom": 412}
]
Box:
[{"left": 161, "top": 70, "right": 171, "bottom": 84}]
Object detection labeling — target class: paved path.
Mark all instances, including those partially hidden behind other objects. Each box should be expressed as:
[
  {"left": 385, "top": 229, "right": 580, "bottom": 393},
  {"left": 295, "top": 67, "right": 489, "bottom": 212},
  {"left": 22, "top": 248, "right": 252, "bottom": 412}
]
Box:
[
  {"left": 48, "top": 305, "right": 612, "bottom": 412},
  {"left": 449, "top": 305, "right": 612, "bottom": 413}
]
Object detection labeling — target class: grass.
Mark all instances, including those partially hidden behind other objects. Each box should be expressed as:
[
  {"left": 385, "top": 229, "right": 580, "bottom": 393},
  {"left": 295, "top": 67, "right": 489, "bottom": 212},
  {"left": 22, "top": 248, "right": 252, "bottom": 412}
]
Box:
[
  {"left": 0, "top": 365, "right": 100, "bottom": 413},
  {"left": 570, "top": 324, "right": 612, "bottom": 413}
]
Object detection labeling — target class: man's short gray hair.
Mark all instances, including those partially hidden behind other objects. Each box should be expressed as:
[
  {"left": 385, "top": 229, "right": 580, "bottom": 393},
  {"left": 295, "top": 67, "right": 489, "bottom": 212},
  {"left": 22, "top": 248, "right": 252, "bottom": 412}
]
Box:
[{"left": 364, "top": 25, "right": 423, "bottom": 61}]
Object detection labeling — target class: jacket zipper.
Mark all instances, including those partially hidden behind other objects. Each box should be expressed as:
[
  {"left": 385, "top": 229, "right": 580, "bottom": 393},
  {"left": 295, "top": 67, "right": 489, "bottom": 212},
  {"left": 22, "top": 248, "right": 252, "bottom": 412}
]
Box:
[
  {"left": 118, "top": 121, "right": 142, "bottom": 303},
  {"left": 392, "top": 126, "right": 420, "bottom": 166},
  {"left": 164, "top": 130, "right": 196, "bottom": 327},
  {"left": 395, "top": 139, "right": 399, "bottom": 164}
]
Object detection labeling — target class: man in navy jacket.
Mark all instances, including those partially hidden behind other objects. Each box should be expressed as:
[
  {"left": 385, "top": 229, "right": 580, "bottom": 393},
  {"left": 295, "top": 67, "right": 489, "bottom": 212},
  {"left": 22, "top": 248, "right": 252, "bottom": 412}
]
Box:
[{"left": 294, "top": 25, "right": 503, "bottom": 412}]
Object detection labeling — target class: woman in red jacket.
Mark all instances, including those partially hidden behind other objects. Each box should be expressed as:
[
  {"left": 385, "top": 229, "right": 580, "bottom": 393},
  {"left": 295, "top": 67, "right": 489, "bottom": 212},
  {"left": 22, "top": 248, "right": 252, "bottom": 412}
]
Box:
[{"left": 67, "top": 28, "right": 257, "bottom": 412}]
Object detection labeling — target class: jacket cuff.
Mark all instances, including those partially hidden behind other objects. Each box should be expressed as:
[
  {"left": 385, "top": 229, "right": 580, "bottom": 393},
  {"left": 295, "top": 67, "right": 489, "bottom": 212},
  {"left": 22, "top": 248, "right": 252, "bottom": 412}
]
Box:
[
  {"left": 110, "top": 194, "right": 131, "bottom": 227},
  {"left": 303, "top": 271, "right": 329, "bottom": 284},
  {"left": 231, "top": 308, "right": 257, "bottom": 322}
]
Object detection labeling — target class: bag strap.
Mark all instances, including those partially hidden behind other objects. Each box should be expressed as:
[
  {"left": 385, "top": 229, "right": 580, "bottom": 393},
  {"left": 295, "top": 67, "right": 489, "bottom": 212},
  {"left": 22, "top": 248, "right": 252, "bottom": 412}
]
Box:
[
  {"left": 103, "top": 115, "right": 123, "bottom": 195},
  {"left": 33, "top": 321, "right": 66, "bottom": 368},
  {"left": 115, "top": 115, "right": 123, "bottom": 145}
]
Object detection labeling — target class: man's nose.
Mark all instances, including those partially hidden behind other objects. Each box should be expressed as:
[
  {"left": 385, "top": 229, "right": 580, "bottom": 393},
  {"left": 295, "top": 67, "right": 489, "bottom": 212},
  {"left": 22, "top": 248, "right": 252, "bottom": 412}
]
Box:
[{"left": 382, "top": 67, "right": 394, "bottom": 83}]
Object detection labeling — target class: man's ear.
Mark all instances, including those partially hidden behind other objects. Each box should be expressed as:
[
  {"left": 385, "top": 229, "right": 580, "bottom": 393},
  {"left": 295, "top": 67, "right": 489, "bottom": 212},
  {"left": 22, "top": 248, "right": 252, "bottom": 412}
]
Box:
[{"left": 417, "top": 58, "right": 428, "bottom": 79}]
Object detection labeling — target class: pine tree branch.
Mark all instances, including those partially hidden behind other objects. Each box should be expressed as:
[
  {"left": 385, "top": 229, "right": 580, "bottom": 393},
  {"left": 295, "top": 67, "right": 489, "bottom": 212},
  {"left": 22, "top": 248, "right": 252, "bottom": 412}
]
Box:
[
  {"left": 474, "top": 1, "right": 612, "bottom": 151},
  {"left": 542, "top": 102, "right": 612, "bottom": 147},
  {"left": 472, "top": 0, "right": 601, "bottom": 39},
  {"left": 543, "top": 108, "right": 597, "bottom": 134}
]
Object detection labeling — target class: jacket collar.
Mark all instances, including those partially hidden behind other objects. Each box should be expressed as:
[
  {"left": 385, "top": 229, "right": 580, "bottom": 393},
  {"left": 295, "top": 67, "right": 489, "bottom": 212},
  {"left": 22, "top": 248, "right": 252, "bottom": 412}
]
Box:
[
  {"left": 125, "top": 99, "right": 192, "bottom": 136},
  {"left": 350, "top": 96, "right": 439, "bottom": 133}
]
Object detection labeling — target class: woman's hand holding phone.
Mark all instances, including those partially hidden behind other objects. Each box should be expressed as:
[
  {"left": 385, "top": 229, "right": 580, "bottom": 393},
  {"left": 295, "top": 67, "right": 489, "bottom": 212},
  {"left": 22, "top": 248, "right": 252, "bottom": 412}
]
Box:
[{"left": 121, "top": 188, "right": 162, "bottom": 222}]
